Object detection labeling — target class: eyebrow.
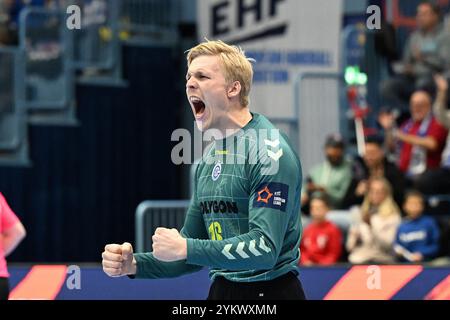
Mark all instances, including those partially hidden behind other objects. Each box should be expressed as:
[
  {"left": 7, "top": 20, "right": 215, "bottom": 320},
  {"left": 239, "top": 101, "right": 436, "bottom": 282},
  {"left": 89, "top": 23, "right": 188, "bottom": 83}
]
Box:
[{"left": 186, "top": 69, "right": 209, "bottom": 79}]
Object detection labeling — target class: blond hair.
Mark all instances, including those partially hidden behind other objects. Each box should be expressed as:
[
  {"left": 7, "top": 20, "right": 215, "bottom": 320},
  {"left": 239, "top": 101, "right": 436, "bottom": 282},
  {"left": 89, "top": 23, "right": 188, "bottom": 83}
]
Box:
[
  {"left": 361, "top": 177, "right": 400, "bottom": 218},
  {"left": 186, "top": 40, "right": 254, "bottom": 107}
]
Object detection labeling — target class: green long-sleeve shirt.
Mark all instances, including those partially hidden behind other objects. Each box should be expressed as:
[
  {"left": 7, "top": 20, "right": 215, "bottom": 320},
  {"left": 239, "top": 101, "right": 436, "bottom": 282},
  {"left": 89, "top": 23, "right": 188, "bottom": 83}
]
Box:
[
  {"left": 302, "top": 159, "right": 353, "bottom": 209},
  {"left": 403, "top": 25, "right": 450, "bottom": 78},
  {"left": 134, "top": 113, "right": 303, "bottom": 282}
]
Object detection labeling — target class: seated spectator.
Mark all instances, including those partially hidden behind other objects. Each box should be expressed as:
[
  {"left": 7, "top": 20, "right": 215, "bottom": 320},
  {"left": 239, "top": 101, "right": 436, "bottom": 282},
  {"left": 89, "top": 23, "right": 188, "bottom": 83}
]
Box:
[
  {"left": 379, "top": 89, "right": 448, "bottom": 187},
  {"left": 0, "top": 0, "right": 14, "bottom": 45},
  {"left": 301, "top": 134, "right": 353, "bottom": 211},
  {"left": 300, "top": 192, "right": 342, "bottom": 266},
  {"left": 346, "top": 177, "right": 401, "bottom": 264},
  {"left": 346, "top": 136, "right": 407, "bottom": 207},
  {"left": 394, "top": 190, "right": 440, "bottom": 262},
  {"left": 417, "top": 75, "right": 450, "bottom": 194},
  {"left": 380, "top": 1, "right": 450, "bottom": 113},
  {"left": 0, "top": 0, "right": 49, "bottom": 46}
]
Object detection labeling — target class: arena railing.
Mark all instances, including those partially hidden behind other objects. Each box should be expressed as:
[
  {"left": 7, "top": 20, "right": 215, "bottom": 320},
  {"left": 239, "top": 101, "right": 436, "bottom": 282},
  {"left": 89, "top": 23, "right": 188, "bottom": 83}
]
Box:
[
  {"left": 18, "top": 7, "right": 77, "bottom": 124},
  {"left": 71, "top": 0, "right": 121, "bottom": 73},
  {"left": 135, "top": 200, "right": 190, "bottom": 252},
  {"left": 119, "top": 0, "right": 179, "bottom": 45},
  {"left": 0, "top": 46, "right": 30, "bottom": 165}
]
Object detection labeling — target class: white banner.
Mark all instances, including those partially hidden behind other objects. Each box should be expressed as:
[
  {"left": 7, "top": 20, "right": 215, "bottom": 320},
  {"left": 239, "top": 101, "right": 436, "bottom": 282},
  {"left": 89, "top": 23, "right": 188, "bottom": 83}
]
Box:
[{"left": 196, "top": 0, "right": 343, "bottom": 119}]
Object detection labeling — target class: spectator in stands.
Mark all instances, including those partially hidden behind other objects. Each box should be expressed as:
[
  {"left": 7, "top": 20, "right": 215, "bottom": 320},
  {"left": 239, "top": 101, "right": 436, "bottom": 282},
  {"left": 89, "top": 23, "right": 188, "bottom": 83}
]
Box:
[
  {"left": 300, "top": 192, "right": 342, "bottom": 266},
  {"left": 0, "top": 0, "right": 50, "bottom": 46},
  {"left": 380, "top": 1, "right": 450, "bottom": 113},
  {"left": 348, "top": 136, "right": 407, "bottom": 207},
  {"left": 0, "top": 192, "right": 26, "bottom": 300},
  {"left": 346, "top": 177, "right": 401, "bottom": 264},
  {"left": 301, "top": 134, "right": 353, "bottom": 211},
  {"left": 0, "top": 0, "right": 14, "bottom": 45},
  {"left": 416, "top": 75, "right": 450, "bottom": 194},
  {"left": 379, "top": 88, "right": 448, "bottom": 186},
  {"left": 394, "top": 190, "right": 440, "bottom": 262}
]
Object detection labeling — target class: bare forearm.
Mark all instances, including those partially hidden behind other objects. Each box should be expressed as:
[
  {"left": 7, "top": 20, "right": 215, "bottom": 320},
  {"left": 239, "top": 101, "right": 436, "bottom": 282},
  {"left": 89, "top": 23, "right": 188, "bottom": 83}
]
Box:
[
  {"left": 395, "top": 131, "right": 437, "bottom": 151},
  {"left": 433, "top": 92, "right": 450, "bottom": 128},
  {"left": 384, "top": 130, "right": 396, "bottom": 152},
  {"left": 345, "top": 231, "right": 358, "bottom": 252},
  {"left": 3, "top": 234, "right": 25, "bottom": 256}
]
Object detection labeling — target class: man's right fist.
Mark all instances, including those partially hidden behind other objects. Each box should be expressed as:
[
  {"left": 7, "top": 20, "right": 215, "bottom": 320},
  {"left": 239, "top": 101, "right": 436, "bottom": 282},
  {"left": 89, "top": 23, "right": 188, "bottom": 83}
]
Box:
[{"left": 102, "top": 242, "right": 136, "bottom": 277}]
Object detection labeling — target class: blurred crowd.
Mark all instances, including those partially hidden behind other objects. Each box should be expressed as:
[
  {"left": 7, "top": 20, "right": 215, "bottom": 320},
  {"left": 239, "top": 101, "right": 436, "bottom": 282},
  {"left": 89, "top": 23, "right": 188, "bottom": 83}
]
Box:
[
  {"left": 300, "top": 2, "right": 450, "bottom": 267},
  {"left": 0, "top": 0, "right": 72, "bottom": 46}
]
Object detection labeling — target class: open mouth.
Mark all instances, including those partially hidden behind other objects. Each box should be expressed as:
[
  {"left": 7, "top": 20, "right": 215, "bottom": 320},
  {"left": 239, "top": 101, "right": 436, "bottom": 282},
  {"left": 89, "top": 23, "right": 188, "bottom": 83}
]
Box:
[{"left": 190, "top": 96, "right": 206, "bottom": 119}]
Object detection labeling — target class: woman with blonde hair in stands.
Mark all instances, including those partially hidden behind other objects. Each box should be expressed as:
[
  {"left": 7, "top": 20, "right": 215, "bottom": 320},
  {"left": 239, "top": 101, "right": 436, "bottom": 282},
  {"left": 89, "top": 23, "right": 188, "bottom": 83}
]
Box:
[{"left": 346, "top": 177, "right": 401, "bottom": 264}]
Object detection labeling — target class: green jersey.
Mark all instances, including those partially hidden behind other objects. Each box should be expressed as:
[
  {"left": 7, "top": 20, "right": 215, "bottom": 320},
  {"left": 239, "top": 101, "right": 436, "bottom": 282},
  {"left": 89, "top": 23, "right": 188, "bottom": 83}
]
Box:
[{"left": 134, "top": 113, "right": 303, "bottom": 282}]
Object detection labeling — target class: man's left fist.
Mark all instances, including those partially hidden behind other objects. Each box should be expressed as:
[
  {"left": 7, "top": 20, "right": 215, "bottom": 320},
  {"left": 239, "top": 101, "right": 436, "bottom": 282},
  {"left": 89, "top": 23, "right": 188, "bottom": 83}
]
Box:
[{"left": 152, "top": 227, "right": 187, "bottom": 262}]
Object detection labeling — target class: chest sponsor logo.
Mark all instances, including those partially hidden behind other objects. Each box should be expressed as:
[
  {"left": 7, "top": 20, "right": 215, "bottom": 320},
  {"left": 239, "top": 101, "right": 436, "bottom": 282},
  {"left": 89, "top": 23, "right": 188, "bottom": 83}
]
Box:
[
  {"left": 253, "top": 182, "right": 288, "bottom": 212},
  {"left": 317, "top": 235, "right": 329, "bottom": 249},
  {"left": 200, "top": 200, "right": 238, "bottom": 214},
  {"left": 399, "top": 230, "right": 427, "bottom": 243}
]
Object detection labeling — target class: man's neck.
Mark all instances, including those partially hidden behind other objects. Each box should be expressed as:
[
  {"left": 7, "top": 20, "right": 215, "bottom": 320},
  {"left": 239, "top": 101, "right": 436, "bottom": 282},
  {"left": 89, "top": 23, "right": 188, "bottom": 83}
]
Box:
[
  {"left": 422, "top": 24, "right": 438, "bottom": 35},
  {"left": 369, "top": 162, "right": 385, "bottom": 177},
  {"left": 216, "top": 107, "right": 253, "bottom": 139},
  {"left": 327, "top": 160, "right": 343, "bottom": 168},
  {"left": 313, "top": 219, "right": 327, "bottom": 225},
  {"left": 409, "top": 214, "right": 423, "bottom": 221}
]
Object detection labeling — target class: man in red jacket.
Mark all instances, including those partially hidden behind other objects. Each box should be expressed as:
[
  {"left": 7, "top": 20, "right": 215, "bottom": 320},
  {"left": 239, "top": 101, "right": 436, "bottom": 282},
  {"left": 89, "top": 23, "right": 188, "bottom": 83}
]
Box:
[{"left": 300, "top": 192, "right": 342, "bottom": 265}]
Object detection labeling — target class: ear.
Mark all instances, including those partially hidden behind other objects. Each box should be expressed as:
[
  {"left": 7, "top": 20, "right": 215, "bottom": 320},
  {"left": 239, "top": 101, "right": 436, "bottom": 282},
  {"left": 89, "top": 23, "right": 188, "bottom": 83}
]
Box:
[{"left": 227, "top": 81, "right": 242, "bottom": 100}]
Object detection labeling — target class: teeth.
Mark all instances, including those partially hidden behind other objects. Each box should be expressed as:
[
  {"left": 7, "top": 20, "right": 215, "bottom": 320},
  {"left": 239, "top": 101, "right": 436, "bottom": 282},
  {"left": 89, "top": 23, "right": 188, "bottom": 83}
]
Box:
[{"left": 190, "top": 97, "right": 202, "bottom": 103}]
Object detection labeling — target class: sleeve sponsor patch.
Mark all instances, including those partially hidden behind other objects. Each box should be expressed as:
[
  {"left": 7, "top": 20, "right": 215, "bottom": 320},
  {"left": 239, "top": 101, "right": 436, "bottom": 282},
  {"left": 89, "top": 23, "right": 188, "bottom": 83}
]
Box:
[{"left": 253, "top": 182, "right": 289, "bottom": 212}]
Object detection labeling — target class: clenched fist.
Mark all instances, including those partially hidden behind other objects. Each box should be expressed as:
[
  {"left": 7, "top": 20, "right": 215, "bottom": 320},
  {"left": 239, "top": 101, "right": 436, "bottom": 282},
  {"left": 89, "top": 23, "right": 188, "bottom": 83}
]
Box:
[
  {"left": 152, "top": 228, "right": 187, "bottom": 262},
  {"left": 102, "top": 242, "right": 137, "bottom": 277}
]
